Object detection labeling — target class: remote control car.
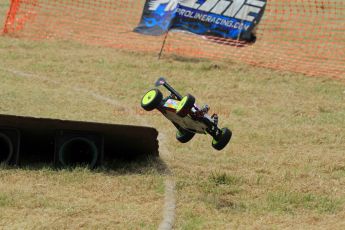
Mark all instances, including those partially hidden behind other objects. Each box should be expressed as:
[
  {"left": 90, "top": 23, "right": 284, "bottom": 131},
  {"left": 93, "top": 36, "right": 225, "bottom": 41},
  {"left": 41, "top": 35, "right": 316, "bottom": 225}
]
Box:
[{"left": 141, "top": 77, "right": 232, "bottom": 150}]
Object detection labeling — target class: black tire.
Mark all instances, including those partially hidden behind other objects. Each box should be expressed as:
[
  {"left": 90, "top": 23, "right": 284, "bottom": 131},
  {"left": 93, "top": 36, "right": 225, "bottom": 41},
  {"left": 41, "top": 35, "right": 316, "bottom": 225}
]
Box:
[
  {"left": 141, "top": 89, "right": 163, "bottom": 111},
  {"left": 212, "top": 128, "right": 232, "bottom": 151},
  {"left": 176, "top": 128, "right": 195, "bottom": 143},
  {"left": 176, "top": 94, "right": 195, "bottom": 117}
]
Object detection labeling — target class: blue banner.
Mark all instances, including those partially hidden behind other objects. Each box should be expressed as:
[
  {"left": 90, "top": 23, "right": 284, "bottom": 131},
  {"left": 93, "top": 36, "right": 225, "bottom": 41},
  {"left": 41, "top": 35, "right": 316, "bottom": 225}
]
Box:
[{"left": 134, "top": 0, "right": 267, "bottom": 43}]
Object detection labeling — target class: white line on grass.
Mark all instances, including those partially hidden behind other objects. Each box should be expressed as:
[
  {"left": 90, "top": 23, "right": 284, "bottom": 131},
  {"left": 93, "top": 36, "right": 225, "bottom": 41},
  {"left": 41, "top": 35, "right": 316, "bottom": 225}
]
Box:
[
  {"left": 1, "top": 67, "right": 176, "bottom": 230},
  {"left": 158, "top": 178, "right": 176, "bottom": 230}
]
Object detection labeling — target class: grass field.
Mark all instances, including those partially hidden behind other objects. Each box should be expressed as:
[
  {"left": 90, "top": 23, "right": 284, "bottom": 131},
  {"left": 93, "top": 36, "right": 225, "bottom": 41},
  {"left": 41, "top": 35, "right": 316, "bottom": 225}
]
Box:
[{"left": 1, "top": 2, "right": 345, "bottom": 229}]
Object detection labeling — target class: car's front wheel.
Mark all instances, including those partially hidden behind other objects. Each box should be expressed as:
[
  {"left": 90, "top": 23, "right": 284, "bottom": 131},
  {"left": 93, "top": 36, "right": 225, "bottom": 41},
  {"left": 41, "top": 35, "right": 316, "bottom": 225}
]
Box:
[
  {"left": 141, "top": 89, "right": 163, "bottom": 111},
  {"left": 176, "top": 94, "right": 195, "bottom": 117}
]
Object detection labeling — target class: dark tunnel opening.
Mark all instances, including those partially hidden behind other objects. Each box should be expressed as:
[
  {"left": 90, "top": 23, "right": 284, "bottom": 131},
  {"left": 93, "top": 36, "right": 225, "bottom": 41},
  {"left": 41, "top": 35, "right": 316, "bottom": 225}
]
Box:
[
  {"left": 58, "top": 137, "right": 99, "bottom": 168},
  {"left": 0, "top": 132, "right": 14, "bottom": 164}
]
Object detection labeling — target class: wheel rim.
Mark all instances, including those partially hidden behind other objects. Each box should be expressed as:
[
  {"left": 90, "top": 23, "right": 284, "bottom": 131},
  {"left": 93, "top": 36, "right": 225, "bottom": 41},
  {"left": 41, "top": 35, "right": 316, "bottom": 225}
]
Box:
[
  {"left": 176, "top": 130, "right": 183, "bottom": 138},
  {"left": 212, "top": 129, "right": 225, "bottom": 145},
  {"left": 176, "top": 96, "right": 188, "bottom": 112},
  {"left": 142, "top": 90, "right": 157, "bottom": 105},
  {"left": 212, "top": 138, "right": 218, "bottom": 145}
]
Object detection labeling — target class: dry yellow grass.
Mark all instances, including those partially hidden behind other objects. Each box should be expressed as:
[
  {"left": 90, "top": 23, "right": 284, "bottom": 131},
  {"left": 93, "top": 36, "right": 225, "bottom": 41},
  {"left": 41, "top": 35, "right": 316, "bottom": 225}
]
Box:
[
  {"left": 1, "top": 1, "right": 345, "bottom": 227},
  {"left": 0, "top": 166, "right": 164, "bottom": 229}
]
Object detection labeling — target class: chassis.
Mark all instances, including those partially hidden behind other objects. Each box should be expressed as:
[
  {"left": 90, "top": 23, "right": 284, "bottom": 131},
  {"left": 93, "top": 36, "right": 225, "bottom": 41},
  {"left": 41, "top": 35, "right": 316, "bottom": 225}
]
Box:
[{"left": 141, "top": 78, "right": 232, "bottom": 150}]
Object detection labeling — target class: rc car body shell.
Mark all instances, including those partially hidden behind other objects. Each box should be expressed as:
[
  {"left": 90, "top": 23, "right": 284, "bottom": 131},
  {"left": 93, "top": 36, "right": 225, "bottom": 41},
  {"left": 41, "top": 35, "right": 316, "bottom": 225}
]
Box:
[{"left": 160, "top": 98, "right": 208, "bottom": 134}]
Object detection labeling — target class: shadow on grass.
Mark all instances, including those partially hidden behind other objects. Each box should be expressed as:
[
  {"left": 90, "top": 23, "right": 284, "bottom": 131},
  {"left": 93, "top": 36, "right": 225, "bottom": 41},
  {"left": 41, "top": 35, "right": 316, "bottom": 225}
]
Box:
[
  {"left": 1, "top": 156, "right": 170, "bottom": 176},
  {"left": 166, "top": 54, "right": 207, "bottom": 63},
  {"left": 99, "top": 156, "right": 171, "bottom": 175}
]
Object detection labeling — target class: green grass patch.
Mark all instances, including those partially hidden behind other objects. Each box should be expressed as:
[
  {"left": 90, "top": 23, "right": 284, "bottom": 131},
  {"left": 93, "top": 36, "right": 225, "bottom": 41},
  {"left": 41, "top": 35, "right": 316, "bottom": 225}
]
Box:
[
  {"left": 0, "top": 193, "right": 14, "bottom": 207},
  {"left": 266, "top": 191, "right": 343, "bottom": 214},
  {"left": 209, "top": 171, "right": 242, "bottom": 186},
  {"left": 181, "top": 211, "right": 205, "bottom": 230},
  {"left": 199, "top": 172, "right": 245, "bottom": 212}
]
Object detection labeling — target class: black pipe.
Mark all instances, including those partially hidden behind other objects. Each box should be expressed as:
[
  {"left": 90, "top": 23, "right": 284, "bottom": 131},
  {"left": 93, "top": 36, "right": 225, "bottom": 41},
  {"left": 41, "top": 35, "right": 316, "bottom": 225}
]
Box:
[
  {"left": 0, "top": 132, "right": 13, "bottom": 164},
  {"left": 58, "top": 137, "right": 98, "bottom": 168}
]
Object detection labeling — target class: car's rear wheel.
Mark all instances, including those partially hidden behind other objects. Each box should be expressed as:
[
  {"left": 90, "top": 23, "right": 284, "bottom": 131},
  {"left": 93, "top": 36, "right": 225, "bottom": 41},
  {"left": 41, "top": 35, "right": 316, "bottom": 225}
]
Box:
[
  {"left": 141, "top": 89, "right": 163, "bottom": 111},
  {"left": 176, "top": 128, "right": 195, "bottom": 143},
  {"left": 212, "top": 128, "right": 232, "bottom": 150},
  {"left": 176, "top": 94, "right": 195, "bottom": 117}
]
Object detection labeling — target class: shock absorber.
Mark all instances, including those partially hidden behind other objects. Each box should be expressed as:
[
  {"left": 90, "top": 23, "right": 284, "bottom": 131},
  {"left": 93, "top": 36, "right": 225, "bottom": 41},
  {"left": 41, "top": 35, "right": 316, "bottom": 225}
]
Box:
[
  {"left": 201, "top": 104, "right": 210, "bottom": 114},
  {"left": 211, "top": 113, "right": 218, "bottom": 126}
]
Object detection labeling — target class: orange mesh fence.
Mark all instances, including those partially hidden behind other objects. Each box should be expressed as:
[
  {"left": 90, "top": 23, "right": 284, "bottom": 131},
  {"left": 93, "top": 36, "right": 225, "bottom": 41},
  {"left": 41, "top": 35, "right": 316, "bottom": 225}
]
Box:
[{"left": 2, "top": 0, "right": 345, "bottom": 78}]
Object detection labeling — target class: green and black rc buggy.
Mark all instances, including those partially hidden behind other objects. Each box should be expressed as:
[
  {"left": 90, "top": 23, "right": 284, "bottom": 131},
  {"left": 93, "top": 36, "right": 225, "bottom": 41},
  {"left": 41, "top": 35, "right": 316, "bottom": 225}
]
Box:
[{"left": 141, "top": 78, "right": 232, "bottom": 150}]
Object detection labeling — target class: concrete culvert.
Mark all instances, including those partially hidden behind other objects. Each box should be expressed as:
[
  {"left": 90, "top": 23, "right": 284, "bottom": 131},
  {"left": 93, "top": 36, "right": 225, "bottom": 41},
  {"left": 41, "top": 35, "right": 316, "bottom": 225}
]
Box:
[
  {"left": 58, "top": 137, "right": 98, "bottom": 168},
  {"left": 0, "top": 133, "right": 14, "bottom": 164}
]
